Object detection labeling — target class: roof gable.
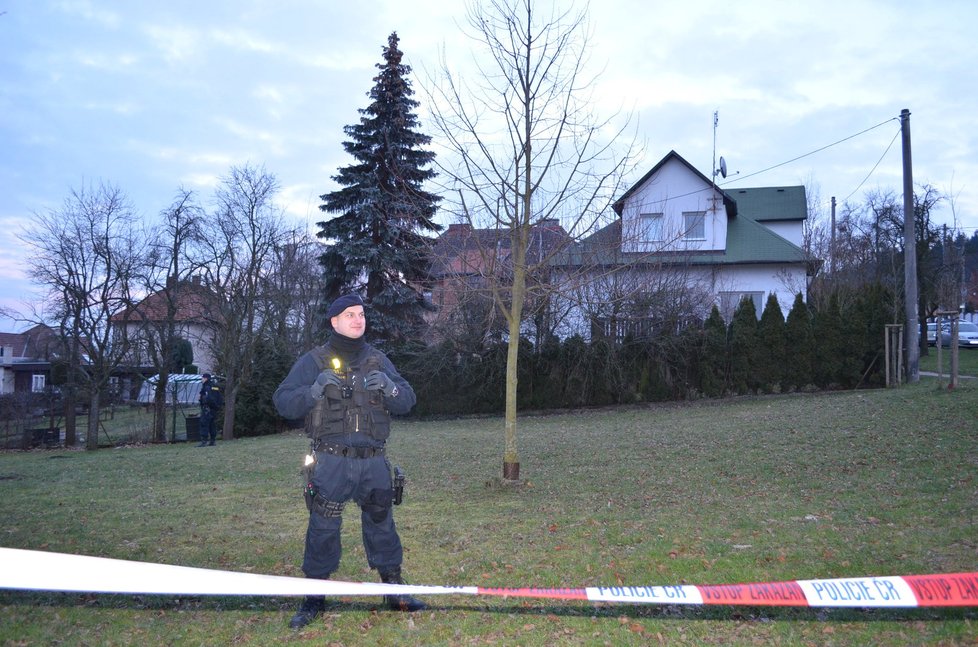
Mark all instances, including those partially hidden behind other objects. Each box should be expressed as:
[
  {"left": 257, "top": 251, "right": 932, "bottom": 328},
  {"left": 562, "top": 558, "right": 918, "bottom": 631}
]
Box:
[
  {"left": 0, "top": 324, "right": 63, "bottom": 361},
  {"left": 111, "top": 279, "right": 217, "bottom": 324},
  {"left": 613, "top": 150, "right": 737, "bottom": 219}
]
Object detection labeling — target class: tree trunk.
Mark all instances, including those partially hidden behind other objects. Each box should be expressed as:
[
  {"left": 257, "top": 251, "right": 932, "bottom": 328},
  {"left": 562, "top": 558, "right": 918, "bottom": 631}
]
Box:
[
  {"left": 86, "top": 391, "right": 100, "bottom": 450},
  {"left": 222, "top": 381, "right": 236, "bottom": 441},
  {"left": 503, "top": 228, "right": 529, "bottom": 481},
  {"left": 503, "top": 313, "right": 521, "bottom": 481},
  {"left": 63, "top": 389, "right": 77, "bottom": 447},
  {"left": 152, "top": 375, "right": 168, "bottom": 442}
]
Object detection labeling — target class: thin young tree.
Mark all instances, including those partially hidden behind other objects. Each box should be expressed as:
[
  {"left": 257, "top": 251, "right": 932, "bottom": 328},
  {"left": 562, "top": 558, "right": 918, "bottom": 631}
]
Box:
[
  {"left": 318, "top": 32, "right": 442, "bottom": 345},
  {"left": 427, "top": 0, "right": 634, "bottom": 480}
]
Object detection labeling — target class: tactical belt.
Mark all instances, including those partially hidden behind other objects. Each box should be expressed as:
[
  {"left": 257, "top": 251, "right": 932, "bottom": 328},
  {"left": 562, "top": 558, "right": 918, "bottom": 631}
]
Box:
[{"left": 312, "top": 439, "right": 385, "bottom": 459}]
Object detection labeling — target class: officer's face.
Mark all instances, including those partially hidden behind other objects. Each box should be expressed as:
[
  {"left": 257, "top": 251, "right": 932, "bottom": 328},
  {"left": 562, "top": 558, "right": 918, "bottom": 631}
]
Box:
[{"left": 331, "top": 305, "right": 366, "bottom": 339}]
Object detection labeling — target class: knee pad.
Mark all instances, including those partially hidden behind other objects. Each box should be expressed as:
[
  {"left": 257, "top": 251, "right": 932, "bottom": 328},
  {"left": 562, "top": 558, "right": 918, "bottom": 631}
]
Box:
[{"left": 362, "top": 488, "right": 394, "bottom": 523}]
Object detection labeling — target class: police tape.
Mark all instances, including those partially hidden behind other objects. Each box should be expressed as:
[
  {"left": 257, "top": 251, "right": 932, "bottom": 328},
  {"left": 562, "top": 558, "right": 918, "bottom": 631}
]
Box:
[{"left": 1, "top": 547, "right": 976, "bottom": 608}]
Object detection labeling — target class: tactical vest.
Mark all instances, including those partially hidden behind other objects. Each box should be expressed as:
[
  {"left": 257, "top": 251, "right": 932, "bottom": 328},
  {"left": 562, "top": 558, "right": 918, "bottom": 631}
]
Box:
[{"left": 309, "top": 343, "right": 392, "bottom": 441}]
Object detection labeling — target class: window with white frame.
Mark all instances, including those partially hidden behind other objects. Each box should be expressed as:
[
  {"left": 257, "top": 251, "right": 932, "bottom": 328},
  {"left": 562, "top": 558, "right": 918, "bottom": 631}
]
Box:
[
  {"left": 639, "top": 213, "right": 663, "bottom": 242},
  {"left": 32, "top": 374, "right": 46, "bottom": 392},
  {"left": 683, "top": 211, "right": 706, "bottom": 240},
  {"left": 719, "top": 291, "right": 764, "bottom": 322}
]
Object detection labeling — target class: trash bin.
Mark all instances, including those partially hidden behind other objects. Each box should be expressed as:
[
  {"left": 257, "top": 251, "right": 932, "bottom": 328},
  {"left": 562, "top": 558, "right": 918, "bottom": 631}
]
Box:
[
  {"left": 24, "top": 428, "right": 60, "bottom": 449},
  {"left": 185, "top": 414, "right": 200, "bottom": 442}
]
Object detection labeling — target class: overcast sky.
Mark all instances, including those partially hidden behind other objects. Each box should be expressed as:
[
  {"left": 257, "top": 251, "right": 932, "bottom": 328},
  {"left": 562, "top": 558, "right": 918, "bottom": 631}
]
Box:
[{"left": 2, "top": 0, "right": 975, "bottom": 331}]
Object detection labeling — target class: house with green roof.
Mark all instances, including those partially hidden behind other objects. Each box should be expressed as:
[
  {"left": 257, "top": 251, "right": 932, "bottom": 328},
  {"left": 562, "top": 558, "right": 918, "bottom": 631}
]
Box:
[{"left": 552, "top": 150, "right": 812, "bottom": 339}]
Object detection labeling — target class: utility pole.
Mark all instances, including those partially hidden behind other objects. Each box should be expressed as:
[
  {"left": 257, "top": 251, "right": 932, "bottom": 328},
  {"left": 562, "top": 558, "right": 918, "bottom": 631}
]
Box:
[
  {"left": 830, "top": 196, "right": 837, "bottom": 274},
  {"left": 901, "top": 108, "right": 920, "bottom": 383}
]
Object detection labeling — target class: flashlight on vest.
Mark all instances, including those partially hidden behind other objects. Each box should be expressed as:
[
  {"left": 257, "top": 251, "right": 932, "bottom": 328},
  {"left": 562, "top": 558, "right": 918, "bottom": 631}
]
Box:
[{"left": 332, "top": 357, "right": 353, "bottom": 399}]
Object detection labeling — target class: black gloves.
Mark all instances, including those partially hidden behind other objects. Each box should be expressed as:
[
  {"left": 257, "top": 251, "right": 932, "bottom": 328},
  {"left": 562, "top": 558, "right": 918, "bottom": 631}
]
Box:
[
  {"left": 364, "top": 370, "right": 397, "bottom": 397},
  {"left": 310, "top": 369, "right": 398, "bottom": 399},
  {"left": 310, "top": 369, "right": 343, "bottom": 400}
]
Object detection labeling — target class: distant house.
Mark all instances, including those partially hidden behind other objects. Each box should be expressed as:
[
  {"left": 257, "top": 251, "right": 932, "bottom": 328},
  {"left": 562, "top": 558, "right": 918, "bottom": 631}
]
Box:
[
  {"left": 427, "top": 219, "right": 574, "bottom": 340},
  {"left": 0, "top": 324, "right": 65, "bottom": 395},
  {"left": 109, "top": 277, "right": 219, "bottom": 376},
  {"left": 553, "top": 150, "right": 812, "bottom": 339}
]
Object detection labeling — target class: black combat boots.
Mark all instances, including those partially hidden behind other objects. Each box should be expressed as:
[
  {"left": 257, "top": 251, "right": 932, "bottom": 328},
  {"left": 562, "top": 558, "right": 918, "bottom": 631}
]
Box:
[
  {"left": 289, "top": 595, "right": 325, "bottom": 629},
  {"left": 378, "top": 567, "right": 427, "bottom": 612}
]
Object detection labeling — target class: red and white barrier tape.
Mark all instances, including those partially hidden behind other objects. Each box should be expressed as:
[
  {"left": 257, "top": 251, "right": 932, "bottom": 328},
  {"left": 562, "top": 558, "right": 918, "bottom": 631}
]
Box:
[{"left": 2, "top": 548, "right": 976, "bottom": 608}]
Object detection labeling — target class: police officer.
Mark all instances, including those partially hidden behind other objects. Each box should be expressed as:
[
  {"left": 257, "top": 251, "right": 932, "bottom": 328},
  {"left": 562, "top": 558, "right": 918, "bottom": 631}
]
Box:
[
  {"left": 197, "top": 373, "right": 223, "bottom": 447},
  {"left": 273, "top": 294, "right": 426, "bottom": 629}
]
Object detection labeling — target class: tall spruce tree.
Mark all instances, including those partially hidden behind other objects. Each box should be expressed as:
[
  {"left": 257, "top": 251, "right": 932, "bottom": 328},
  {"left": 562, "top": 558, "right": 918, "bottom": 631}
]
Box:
[{"left": 318, "top": 32, "right": 441, "bottom": 345}]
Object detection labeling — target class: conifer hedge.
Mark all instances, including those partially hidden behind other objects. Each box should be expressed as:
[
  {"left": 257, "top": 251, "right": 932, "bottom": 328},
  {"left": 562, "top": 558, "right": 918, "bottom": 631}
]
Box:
[
  {"left": 399, "top": 283, "right": 893, "bottom": 416},
  {"left": 236, "top": 284, "right": 895, "bottom": 431}
]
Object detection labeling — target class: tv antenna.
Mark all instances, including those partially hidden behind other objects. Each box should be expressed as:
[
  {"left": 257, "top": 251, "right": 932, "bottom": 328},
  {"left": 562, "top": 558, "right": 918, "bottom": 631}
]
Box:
[
  {"left": 712, "top": 110, "right": 725, "bottom": 179},
  {"left": 712, "top": 110, "right": 738, "bottom": 181}
]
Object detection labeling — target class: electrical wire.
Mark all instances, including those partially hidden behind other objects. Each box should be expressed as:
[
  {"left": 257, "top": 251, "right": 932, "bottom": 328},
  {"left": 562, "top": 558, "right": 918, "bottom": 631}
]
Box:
[
  {"left": 717, "top": 115, "right": 900, "bottom": 186},
  {"left": 625, "top": 115, "right": 904, "bottom": 209},
  {"left": 839, "top": 126, "right": 902, "bottom": 204}
]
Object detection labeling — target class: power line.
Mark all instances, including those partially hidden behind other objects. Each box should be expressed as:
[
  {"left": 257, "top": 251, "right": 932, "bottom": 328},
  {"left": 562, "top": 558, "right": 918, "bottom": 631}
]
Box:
[
  {"left": 718, "top": 115, "right": 900, "bottom": 186},
  {"left": 839, "top": 125, "right": 902, "bottom": 204},
  {"left": 625, "top": 114, "right": 910, "bottom": 211}
]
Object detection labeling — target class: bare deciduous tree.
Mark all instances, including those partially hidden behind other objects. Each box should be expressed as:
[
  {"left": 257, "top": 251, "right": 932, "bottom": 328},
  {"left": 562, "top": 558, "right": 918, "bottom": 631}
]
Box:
[
  {"left": 427, "top": 0, "right": 636, "bottom": 480},
  {"left": 198, "top": 163, "right": 292, "bottom": 441},
  {"left": 262, "top": 230, "right": 324, "bottom": 353},
  {"left": 20, "top": 182, "right": 144, "bottom": 449},
  {"left": 139, "top": 189, "right": 206, "bottom": 442}
]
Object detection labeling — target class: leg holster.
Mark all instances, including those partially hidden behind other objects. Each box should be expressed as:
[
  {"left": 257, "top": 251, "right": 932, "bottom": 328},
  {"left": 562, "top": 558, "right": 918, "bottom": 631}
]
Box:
[{"left": 305, "top": 484, "right": 346, "bottom": 518}]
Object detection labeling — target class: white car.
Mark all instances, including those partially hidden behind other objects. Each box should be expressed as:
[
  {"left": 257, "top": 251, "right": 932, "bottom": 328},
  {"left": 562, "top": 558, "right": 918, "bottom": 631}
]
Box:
[{"left": 939, "top": 321, "right": 978, "bottom": 348}]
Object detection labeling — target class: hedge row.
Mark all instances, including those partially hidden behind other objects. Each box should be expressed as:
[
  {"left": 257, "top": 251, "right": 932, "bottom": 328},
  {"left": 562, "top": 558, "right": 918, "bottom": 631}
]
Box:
[
  {"left": 236, "top": 284, "right": 894, "bottom": 433},
  {"left": 396, "top": 285, "right": 893, "bottom": 416}
]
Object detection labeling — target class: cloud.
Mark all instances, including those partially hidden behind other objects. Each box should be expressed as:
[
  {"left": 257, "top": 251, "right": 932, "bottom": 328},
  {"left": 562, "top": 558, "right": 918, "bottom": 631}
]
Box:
[
  {"left": 209, "top": 28, "right": 277, "bottom": 54},
  {"left": 54, "top": 0, "right": 121, "bottom": 29},
  {"left": 143, "top": 24, "right": 202, "bottom": 63}
]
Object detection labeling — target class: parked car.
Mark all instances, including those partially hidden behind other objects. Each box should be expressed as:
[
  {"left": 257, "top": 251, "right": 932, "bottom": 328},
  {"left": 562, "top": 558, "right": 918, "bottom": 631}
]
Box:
[
  {"left": 926, "top": 322, "right": 938, "bottom": 346},
  {"left": 939, "top": 321, "right": 978, "bottom": 348}
]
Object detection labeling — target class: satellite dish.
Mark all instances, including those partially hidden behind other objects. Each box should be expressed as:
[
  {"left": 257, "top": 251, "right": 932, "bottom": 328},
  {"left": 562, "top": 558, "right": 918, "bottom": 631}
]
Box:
[{"left": 718, "top": 156, "right": 727, "bottom": 179}]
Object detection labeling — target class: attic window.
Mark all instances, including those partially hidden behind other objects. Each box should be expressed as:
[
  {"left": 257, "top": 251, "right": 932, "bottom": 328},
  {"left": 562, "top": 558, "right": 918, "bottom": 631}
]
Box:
[
  {"left": 639, "top": 213, "right": 663, "bottom": 242},
  {"left": 683, "top": 211, "right": 706, "bottom": 240}
]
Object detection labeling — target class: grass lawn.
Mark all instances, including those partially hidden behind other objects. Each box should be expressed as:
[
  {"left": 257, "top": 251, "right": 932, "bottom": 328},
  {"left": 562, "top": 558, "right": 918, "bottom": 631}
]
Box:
[
  {"left": 1, "top": 381, "right": 976, "bottom": 645},
  {"left": 919, "top": 345, "right": 978, "bottom": 379}
]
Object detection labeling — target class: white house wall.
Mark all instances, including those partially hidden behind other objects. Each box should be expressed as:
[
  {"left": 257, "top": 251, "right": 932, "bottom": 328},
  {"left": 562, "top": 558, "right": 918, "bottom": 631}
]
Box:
[
  {"left": 761, "top": 221, "right": 804, "bottom": 248},
  {"left": 712, "top": 264, "right": 808, "bottom": 319},
  {"left": 180, "top": 323, "right": 216, "bottom": 375},
  {"left": 119, "top": 321, "right": 216, "bottom": 375},
  {"left": 550, "top": 263, "right": 807, "bottom": 341},
  {"left": 620, "top": 159, "right": 727, "bottom": 254}
]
